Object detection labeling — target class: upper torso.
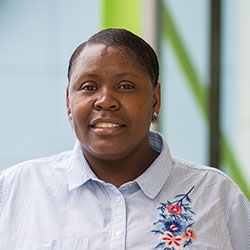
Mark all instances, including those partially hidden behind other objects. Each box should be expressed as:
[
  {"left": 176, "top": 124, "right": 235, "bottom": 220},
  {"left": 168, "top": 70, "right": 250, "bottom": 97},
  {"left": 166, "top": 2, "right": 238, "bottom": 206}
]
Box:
[{"left": 0, "top": 132, "right": 249, "bottom": 250}]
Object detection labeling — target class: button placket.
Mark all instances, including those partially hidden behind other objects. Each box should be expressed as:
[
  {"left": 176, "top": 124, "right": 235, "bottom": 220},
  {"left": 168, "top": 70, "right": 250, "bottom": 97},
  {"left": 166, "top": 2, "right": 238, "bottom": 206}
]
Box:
[{"left": 110, "top": 189, "right": 126, "bottom": 250}]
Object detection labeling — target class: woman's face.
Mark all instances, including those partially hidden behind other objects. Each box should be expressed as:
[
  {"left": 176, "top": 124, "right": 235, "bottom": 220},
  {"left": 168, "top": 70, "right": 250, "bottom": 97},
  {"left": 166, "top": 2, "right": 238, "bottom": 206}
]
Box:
[{"left": 67, "top": 44, "right": 160, "bottom": 161}]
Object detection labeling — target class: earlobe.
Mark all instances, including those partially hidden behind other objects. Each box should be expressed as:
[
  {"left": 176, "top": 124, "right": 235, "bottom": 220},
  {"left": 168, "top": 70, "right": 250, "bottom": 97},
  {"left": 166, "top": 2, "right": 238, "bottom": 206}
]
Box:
[{"left": 67, "top": 108, "right": 72, "bottom": 119}]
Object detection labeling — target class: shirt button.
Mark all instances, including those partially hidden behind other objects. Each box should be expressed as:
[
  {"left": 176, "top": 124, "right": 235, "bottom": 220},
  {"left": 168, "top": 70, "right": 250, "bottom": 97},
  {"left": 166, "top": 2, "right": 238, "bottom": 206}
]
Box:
[
  {"left": 115, "top": 230, "right": 122, "bottom": 236},
  {"left": 115, "top": 196, "right": 121, "bottom": 202}
]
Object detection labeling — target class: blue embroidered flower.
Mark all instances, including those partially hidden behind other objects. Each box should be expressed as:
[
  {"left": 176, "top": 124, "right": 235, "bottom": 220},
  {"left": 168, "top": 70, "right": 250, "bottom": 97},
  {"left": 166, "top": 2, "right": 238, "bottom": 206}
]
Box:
[
  {"left": 161, "top": 219, "right": 184, "bottom": 235},
  {"left": 151, "top": 186, "right": 196, "bottom": 250}
]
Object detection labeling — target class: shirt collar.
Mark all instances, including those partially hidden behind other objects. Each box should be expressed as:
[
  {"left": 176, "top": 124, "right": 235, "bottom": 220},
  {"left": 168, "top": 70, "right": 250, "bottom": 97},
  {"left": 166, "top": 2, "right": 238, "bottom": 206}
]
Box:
[
  {"left": 66, "top": 141, "right": 98, "bottom": 191},
  {"left": 66, "top": 131, "right": 173, "bottom": 196},
  {"left": 135, "top": 131, "right": 173, "bottom": 199}
]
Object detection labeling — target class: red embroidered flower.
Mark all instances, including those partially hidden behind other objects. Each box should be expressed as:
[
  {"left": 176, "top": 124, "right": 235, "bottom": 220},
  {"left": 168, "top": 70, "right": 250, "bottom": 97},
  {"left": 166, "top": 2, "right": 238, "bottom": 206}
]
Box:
[
  {"left": 167, "top": 204, "right": 182, "bottom": 215},
  {"left": 183, "top": 228, "right": 196, "bottom": 240},
  {"left": 161, "top": 232, "right": 182, "bottom": 248}
]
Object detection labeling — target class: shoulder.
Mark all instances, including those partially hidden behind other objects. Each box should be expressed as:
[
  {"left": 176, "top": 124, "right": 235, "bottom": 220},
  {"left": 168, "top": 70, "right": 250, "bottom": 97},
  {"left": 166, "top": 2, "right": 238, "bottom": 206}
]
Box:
[
  {"left": 171, "top": 158, "right": 242, "bottom": 216},
  {"left": 172, "top": 157, "right": 237, "bottom": 187},
  {"left": 0, "top": 151, "right": 72, "bottom": 210},
  {"left": 1, "top": 150, "right": 71, "bottom": 180}
]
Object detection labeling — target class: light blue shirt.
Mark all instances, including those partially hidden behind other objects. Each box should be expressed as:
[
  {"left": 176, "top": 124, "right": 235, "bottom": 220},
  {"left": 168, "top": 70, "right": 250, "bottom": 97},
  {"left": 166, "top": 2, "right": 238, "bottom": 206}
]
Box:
[{"left": 0, "top": 132, "right": 250, "bottom": 250}]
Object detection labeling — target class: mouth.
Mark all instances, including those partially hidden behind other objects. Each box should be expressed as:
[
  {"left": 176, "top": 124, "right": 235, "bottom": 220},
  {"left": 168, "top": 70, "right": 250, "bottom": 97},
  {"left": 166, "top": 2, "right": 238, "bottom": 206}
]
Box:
[
  {"left": 90, "top": 120, "right": 126, "bottom": 135},
  {"left": 92, "top": 122, "right": 125, "bottom": 128}
]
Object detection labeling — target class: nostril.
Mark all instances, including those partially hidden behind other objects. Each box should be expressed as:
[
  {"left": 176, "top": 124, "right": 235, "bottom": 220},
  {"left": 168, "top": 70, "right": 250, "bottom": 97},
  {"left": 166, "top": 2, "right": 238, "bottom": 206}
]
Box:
[
  {"left": 93, "top": 98, "right": 119, "bottom": 111},
  {"left": 110, "top": 105, "right": 117, "bottom": 109}
]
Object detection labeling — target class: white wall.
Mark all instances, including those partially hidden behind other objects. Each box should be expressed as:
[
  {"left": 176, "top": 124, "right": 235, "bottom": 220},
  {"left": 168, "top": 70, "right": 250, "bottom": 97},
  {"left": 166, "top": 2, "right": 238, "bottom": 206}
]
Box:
[{"left": 235, "top": 0, "right": 250, "bottom": 184}]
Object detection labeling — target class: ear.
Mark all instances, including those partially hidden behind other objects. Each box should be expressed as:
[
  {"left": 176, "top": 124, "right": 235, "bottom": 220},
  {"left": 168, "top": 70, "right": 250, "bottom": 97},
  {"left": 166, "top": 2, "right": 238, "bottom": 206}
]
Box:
[
  {"left": 66, "top": 84, "right": 71, "bottom": 117},
  {"left": 152, "top": 83, "right": 161, "bottom": 114}
]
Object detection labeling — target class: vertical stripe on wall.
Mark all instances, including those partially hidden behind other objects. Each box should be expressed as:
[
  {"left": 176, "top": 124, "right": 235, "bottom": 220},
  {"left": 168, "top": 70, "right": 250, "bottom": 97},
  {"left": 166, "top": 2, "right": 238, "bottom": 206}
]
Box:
[
  {"left": 209, "top": 0, "right": 221, "bottom": 169},
  {"left": 102, "top": 0, "right": 142, "bottom": 35}
]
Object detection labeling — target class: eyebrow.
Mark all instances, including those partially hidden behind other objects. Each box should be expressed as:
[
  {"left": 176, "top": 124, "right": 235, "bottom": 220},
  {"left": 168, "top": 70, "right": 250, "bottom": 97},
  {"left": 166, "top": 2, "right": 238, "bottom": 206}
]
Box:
[
  {"left": 115, "top": 73, "right": 139, "bottom": 78},
  {"left": 80, "top": 73, "right": 100, "bottom": 78},
  {"left": 79, "top": 72, "right": 139, "bottom": 79}
]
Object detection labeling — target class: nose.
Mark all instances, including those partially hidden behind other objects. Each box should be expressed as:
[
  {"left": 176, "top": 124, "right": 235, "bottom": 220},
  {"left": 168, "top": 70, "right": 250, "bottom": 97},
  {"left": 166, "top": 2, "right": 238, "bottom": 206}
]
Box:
[{"left": 93, "top": 88, "right": 120, "bottom": 111}]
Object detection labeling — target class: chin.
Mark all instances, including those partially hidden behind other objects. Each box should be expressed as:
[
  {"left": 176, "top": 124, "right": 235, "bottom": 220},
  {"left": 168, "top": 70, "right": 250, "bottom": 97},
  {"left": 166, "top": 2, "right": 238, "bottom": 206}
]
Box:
[
  {"left": 87, "top": 145, "right": 131, "bottom": 162},
  {"left": 93, "top": 150, "right": 127, "bottom": 161}
]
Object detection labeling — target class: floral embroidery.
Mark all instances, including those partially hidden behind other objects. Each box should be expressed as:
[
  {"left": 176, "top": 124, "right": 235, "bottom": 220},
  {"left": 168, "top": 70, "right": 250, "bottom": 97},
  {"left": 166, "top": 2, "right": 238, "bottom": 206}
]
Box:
[
  {"left": 161, "top": 232, "right": 182, "bottom": 248},
  {"left": 183, "top": 228, "right": 196, "bottom": 240},
  {"left": 167, "top": 205, "right": 182, "bottom": 216},
  {"left": 152, "top": 186, "right": 196, "bottom": 250}
]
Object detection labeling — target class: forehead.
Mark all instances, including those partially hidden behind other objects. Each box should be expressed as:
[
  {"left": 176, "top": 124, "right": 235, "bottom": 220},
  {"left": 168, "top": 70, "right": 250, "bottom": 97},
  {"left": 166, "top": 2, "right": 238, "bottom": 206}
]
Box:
[
  {"left": 71, "top": 44, "right": 146, "bottom": 80},
  {"left": 79, "top": 44, "right": 131, "bottom": 66}
]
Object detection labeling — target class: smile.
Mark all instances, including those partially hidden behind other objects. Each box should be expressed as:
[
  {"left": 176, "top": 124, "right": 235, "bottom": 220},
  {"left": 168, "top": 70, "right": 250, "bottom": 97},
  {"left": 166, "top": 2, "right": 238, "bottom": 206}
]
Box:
[
  {"left": 94, "top": 122, "right": 122, "bottom": 128},
  {"left": 90, "top": 120, "right": 126, "bottom": 135}
]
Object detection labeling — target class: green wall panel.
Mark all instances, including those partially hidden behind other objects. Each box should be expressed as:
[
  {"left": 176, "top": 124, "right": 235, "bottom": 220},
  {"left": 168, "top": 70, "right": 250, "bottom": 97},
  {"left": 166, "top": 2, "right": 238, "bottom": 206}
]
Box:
[{"left": 102, "top": 0, "right": 142, "bottom": 35}]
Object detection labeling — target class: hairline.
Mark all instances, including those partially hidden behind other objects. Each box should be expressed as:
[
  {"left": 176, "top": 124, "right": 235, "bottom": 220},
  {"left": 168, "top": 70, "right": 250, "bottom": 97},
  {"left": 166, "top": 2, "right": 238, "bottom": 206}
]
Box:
[{"left": 68, "top": 42, "right": 154, "bottom": 86}]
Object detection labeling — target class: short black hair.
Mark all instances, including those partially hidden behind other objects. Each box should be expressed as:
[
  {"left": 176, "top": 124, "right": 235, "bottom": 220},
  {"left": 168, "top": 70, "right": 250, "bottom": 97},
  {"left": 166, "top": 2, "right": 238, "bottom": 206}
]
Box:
[{"left": 67, "top": 28, "right": 159, "bottom": 87}]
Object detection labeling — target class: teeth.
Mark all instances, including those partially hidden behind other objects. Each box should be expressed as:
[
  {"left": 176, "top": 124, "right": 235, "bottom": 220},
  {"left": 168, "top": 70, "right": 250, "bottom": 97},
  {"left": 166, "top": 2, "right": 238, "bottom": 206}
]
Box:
[{"left": 94, "top": 122, "right": 120, "bottom": 128}]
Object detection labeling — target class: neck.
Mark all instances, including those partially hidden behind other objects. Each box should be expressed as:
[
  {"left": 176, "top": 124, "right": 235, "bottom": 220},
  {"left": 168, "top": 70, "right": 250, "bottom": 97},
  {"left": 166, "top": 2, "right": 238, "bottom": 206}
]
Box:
[{"left": 82, "top": 144, "right": 159, "bottom": 188}]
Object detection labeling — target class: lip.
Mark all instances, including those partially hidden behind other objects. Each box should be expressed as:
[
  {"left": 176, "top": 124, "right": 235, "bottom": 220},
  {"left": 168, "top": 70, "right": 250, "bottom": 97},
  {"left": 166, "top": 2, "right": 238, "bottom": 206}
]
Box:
[
  {"left": 90, "top": 118, "right": 126, "bottom": 128},
  {"left": 90, "top": 118, "right": 126, "bottom": 135}
]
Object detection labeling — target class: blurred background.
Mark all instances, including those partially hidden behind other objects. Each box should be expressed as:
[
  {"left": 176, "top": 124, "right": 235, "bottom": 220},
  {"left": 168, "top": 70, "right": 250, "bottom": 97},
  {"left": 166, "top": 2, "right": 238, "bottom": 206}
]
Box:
[{"left": 0, "top": 0, "right": 249, "bottom": 199}]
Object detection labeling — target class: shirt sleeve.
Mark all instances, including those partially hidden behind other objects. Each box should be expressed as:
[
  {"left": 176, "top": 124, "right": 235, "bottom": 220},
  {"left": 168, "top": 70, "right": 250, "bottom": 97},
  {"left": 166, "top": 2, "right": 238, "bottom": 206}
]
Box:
[
  {"left": 227, "top": 186, "right": 250, "bottom": 250},
  {"left": 0, "top": 171, "right": 5, "bottom": 214}
]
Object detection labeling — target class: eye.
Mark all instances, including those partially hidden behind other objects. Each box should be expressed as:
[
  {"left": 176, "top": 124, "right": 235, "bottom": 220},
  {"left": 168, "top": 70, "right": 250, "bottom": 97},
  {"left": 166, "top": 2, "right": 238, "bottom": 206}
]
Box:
[
  {"left": 81, "top": 82, "right": 98, "bottom": 91},
  {"left": 118, "top": 82, "right": 135, "bottom": 90}
]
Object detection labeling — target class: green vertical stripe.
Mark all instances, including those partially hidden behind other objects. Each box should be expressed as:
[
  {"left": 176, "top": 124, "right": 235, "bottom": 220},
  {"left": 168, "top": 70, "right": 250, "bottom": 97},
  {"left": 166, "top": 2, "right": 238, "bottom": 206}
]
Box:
[{"left": 102, "top": 0, "right": 142, "bottom": 35}]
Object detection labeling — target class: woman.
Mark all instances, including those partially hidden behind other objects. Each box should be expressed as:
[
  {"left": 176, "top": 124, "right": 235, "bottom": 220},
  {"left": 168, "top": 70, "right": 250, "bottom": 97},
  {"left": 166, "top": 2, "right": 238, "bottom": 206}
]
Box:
[{"left": 0, "top": 29, "right": 250, "bottom": 250}]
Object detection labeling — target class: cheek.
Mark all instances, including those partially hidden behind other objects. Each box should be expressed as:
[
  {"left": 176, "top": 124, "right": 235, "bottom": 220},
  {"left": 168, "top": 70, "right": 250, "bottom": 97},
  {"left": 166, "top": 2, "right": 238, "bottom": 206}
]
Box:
[
  {"left": 70, "top": 95, "right": 90, "bottom": 111},
  {"left": 126, "top": 97, "right": 153, "bottom": 122},
  {"left": 71, "top": 100, "right": 92, "bottom": 122}
]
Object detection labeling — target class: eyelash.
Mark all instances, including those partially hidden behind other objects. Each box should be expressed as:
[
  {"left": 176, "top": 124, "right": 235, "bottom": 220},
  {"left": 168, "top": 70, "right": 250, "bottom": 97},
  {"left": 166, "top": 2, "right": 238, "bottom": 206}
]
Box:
[
  {"left": 81, "top": 85, "right": 98, "bottom": 91},
  {"left": 118, "top": 83, "right": 135, "bottom": 90},
  {"left": 80, "top": 82, "right": 135, "bottom": 91}
]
